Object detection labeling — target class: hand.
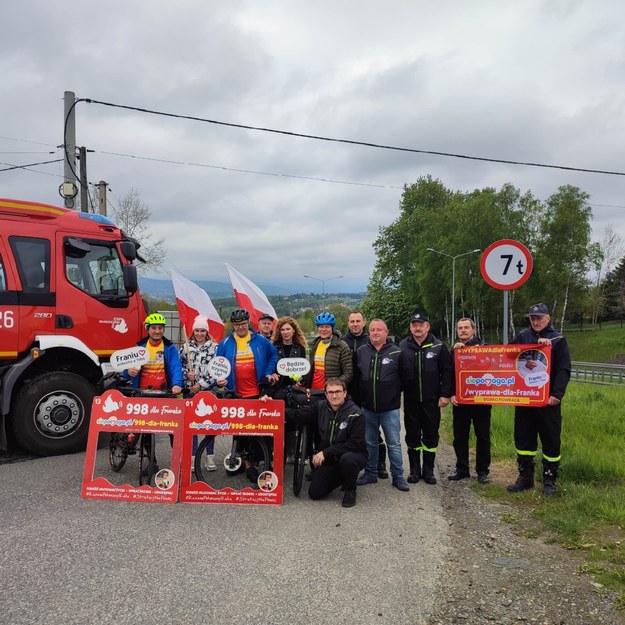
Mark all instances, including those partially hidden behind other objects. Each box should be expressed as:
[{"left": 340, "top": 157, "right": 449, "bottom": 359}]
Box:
[
  {"left": 191, "top": 383, "right": 201, "bottom": 394},
  {"left": 187, "top": 371, "right": 196, "bottom": 382},
  {"left": 312, "top": 451, "right": 325, "bottom": 467},
  {"left": 172, "top": 385, "right": 182, "bottom": 395},
  {"left": 127, "top": 368, "right": 139, "bottom": 378},
  {"left": 547, "top": 396, "right": 561, "bottom": 406},
  {"left": 217, "top": 378, "right": 227, "bottom": 386},
  {"left": 453, "top": 342, "right": 465, "bottom": 350},
  {"left": 259, "top": 395, "right": 270, "bottom": 402},
  {"left": 537, "top": 338, "right": 552, "bottom": 346},
  {"left": 450, "top": 395, "right": 459, "bottom": 407},
  {"left": 438, "top": 397, "right": 450, "bottom": 408}
]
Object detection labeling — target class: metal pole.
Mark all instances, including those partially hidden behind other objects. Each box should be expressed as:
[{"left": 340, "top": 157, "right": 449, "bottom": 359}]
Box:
[
  {"left": 503, "top": 291, "right": 509, "bottom": 344},
  {"left": 63, "top": 91, "right": 77, "bottom": 199},
  {"left": 79, "top": 146, "right": 88, "bottom": 213}
]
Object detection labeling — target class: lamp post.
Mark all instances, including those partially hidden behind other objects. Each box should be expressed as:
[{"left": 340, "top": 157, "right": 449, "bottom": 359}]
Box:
[
  {"left": 303, "top": 274, "right": 344, "bottom": 296},
  {"left": 426, "top": 248, "right": 481, "bottom": 335}
]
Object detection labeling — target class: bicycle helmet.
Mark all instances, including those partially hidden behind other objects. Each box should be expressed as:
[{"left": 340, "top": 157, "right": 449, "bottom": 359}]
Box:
[
  {"left": 144, "top": 312, "right": 167, "bottom": 328},
  {"left": 230, "top": 308, "right": 250, "bottom": 323},
  {"left": 315, "top": 312, "right": 336, "bottom": 327}
]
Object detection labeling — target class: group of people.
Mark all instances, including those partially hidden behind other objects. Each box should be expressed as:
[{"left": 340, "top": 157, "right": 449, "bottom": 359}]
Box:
[{"left": 125, "top": 302, "right": 571, "bottom": 506}]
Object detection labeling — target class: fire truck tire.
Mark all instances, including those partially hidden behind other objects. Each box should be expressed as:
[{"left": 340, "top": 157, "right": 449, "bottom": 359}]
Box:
[{"left": 11, "top": 372, "right": 95, "bottom": 456}]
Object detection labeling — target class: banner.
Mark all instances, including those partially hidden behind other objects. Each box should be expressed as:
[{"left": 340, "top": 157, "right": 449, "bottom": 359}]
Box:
[
  {"left": 179, "top": 392, "right": 284, "bottom": 505},
  {"left": 454, "top": 344, "right": 552, "bottom": 406},
  {"left": 225, "top": 263, "right": 277, "bottom": 329},
  {"left": 81, "top": 390, "right": 184, "bottom": 503},
  {"left": 170, "top": 269, "right": 225, "bottom": 341}
]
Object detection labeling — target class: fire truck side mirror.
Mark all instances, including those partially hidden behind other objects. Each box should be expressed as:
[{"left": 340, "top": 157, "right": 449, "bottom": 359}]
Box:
[
  {"left": 123, "top": 264, "right": 138, "bottom": 294},
  {"left": 120, "top": 241, "right": 137, "bottom": 261}
]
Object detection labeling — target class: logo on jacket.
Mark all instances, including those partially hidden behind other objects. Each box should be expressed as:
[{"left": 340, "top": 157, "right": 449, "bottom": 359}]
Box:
[
  {"left": 381, "top": 358, "right": 393, "bottom": 365},
  {"left": 426, "top": 352, "right": 436, "bottom": 359},
  {"left": 339, "top": 422, "right": 348, "bottom": 430}
]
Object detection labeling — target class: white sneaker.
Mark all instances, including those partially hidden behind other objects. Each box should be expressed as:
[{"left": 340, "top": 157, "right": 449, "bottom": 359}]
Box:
[
  {"left": 191, "top": 455, "right": 196, "bottom": 473},
  {"left": 205, "top": 454, "right": 217, "bottom": 471}
]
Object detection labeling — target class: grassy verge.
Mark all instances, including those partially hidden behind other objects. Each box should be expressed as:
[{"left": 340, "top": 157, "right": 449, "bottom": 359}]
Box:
[{"left": 442, "top": 382, "right": 625, "bottom": 606}]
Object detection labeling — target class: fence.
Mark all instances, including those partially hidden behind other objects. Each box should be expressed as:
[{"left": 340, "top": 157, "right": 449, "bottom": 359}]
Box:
[{"left": 570, "top": 361, "right": 625, "bottom": 386}]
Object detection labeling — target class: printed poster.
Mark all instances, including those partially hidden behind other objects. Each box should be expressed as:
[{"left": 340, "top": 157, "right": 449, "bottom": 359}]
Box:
[{"left": 454, "top": 344, "right": 552, "bottom": 406}]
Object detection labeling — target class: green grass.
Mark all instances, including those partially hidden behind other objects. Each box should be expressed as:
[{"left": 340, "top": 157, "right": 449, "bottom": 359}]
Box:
[
  {"left": 441, "top": 382, "right": 625, "bottom": 603},
  {"left": 560, "top": 320, "right": 625, "bottom": 364}
]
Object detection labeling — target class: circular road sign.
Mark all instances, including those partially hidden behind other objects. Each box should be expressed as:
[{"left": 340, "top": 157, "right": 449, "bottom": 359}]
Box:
[{"left": 480, "top": 239, "right": 533, "bottom": 290}]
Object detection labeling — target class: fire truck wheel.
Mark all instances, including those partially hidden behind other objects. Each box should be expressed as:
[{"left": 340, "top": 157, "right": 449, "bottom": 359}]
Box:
[{"left": 11, "top": 372, "right": 96, "bottom": 455}]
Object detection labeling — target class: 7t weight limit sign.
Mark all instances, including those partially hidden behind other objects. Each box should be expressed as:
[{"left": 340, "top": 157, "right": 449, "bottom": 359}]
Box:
[{"left": 480, "top": 239, "right": 533, "bottom": 291}]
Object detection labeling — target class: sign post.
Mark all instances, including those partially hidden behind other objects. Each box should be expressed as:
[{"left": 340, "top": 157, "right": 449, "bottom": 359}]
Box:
[{"left": 480, "top": 239, "right": 533, "bottom": 343}]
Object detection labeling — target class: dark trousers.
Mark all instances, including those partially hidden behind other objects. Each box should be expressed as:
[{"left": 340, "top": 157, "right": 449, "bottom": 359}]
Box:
[
  {"left": 308, "top": 451, "right": 367, "bottom": 499},
  {"left": 452, "top": 404, "right": 491, "bottom": 475},
  {"left": 514, "top": 405, "right": 562, "bottom": 461},
  {"left": 403, "top": 400, "right": 441, "bottom": 452}
]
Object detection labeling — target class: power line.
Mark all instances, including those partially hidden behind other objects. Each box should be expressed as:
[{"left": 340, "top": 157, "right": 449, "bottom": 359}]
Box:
[
  {"left": 81, "top": 97, "right": 625, "bottom": 177},
  {"left": 0, "top": 158, "right": 63, "bottom": 172}
]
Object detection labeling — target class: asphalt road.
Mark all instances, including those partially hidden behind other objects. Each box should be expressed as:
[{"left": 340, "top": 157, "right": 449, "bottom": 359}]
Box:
[{"left": 0, "top": 449, "right": 450, "bottom": 625}]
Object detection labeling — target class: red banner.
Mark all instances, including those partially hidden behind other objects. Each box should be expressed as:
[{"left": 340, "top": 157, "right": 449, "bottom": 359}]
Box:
[
  {"left": 81, "top": 390, "right": 184, "bottom": 503},
  {"left": 179, "top": 392, "right": 284, "bottom": 505},
  {"left": 454, "top": 344, "right": 552, "bottom": 406}
]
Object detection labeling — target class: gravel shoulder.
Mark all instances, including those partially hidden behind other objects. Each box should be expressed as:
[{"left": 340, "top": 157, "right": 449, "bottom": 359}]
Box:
[{"left": 426, "top": 444, "right": 625, "bottom": 625}]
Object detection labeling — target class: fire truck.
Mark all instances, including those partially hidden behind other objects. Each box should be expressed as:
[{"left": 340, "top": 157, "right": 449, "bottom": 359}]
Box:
[{"left": 0, "top": 198, "right": 147, "bottom": 455}]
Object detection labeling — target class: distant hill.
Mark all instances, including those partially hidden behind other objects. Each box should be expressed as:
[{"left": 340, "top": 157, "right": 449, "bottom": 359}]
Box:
[{"left": 139, "top": 277, "right": 296, "bottom": 301}]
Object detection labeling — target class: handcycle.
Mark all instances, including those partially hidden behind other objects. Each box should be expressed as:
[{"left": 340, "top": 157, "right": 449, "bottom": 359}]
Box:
[
  {"left": 97, "top": 372, "right": 177, "bottom": 486},
  {"left": 279, "top": 385, "right": 324, "bottom": 496}
]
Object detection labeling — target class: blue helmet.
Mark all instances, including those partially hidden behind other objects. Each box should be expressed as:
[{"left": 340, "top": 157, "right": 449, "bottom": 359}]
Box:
[{"left": 315, "top": 312, "right": 336, "bottom": 327}]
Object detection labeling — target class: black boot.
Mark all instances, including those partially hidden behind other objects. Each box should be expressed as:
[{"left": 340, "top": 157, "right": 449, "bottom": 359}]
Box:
[
  {"left": 542, "top": 459, "right": 559, "bottom": 495},
  {"left": 507, "top": 456, "right": 535, "bottom": 492},
  {"left": 377, "top": 440, "right": 389, "bottom": 479},
  {"left": 407, "top": 449, "right": 421, "bottom": 483},
  {"left": 422, "top": 451, "right": 437, "bottom": 485}
]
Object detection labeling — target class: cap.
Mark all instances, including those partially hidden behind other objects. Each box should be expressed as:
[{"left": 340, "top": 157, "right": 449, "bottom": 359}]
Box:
[
  {"left": 258, "top": 313, "right": 274, "bottom": 321},
  {"left": 526, "top": 303, "right": 549, "bottom": 317},
  {"left": 410, "top": 312, "right": 429, "bottom": 323},
  {"left": 192, "top": 315, "right": 209, "bottom": 331}
]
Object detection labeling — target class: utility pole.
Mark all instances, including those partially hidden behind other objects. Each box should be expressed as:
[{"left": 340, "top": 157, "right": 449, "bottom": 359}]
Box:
[
  {"left": 78, "top": 146, "right": 88, "bottom": 213},
  {"left": 96, "top": 180, "right": 108, "bottom": 216},
  {"left": 62, "top": 91, "right": 78, "bottom": 209}
]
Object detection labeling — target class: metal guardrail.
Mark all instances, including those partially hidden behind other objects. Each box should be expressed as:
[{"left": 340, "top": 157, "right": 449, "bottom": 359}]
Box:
[{"left": 570, "top": 361, "right": 625, "bottom": 386}]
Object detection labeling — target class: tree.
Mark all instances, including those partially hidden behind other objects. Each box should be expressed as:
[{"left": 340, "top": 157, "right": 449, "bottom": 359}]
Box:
[
  {"left": 589, "top": 225, "right": 624, "bottom": 325},
  {"left": 603, "top": 255, "right": 625, "bottom": 321},
  {"left": 109, "top": 189, "right": 166, "bottom": 274}
]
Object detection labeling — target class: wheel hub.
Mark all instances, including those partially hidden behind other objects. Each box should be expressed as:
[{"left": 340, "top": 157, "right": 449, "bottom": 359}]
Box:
[{"left": 35, "top": 393, "right": 83, "bottom": 439}]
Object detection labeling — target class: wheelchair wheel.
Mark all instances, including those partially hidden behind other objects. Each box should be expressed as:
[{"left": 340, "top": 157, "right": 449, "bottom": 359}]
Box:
[
  {"left": 292, "top": 424, "right": 309, "bottom": 497},
  {"left": 138, "top": 433, "right": 156, "bottom": 486},
  {"left": 108, "top": 433, "right": 129, "bottom": 472},
  {"left": 195, "top": 434, "right": 270, "bottom": 491}
]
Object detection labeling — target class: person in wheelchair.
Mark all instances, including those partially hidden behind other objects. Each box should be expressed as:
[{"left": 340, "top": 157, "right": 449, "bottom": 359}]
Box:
[{"left": 286, "top": 378, "right": 367, "bottom": 508}]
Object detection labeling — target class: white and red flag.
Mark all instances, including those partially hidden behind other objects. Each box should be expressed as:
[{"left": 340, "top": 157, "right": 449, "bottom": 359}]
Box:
[
  {"left": 225, "top": 263, "right": 277, "bottom": 330},
  {"left": 170, "top": 269, "right": 225, "bottom": 342}
]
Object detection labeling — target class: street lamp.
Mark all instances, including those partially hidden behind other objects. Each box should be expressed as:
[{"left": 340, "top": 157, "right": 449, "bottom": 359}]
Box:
[
  {"left": 303, "top": 274, "right": 344, "bottom": 296},
  {"left": 426, "top": 248, "right": 481, "bottom": 334}
]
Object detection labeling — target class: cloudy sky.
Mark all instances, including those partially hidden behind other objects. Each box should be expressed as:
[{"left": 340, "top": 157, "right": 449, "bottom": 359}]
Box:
[{"left": 2, "top": 0, "right": 624, "bottom": 292}]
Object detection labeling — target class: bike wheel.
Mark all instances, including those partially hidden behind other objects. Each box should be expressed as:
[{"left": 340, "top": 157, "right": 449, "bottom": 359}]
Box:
[
  {"left": 292, "top": 424, "right": 309, "bottom": 497},
  {"left": 108, "top": 433, "right": 129, "bottom": 472},
  {"left": 138, "top": 433, "right": 156, "bottom": 486},
  {"left": 195, "top": 435, "right": 270, "bottom": 491}
]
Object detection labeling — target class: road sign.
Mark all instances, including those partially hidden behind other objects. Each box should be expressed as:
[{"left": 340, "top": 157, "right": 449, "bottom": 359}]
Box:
[{"left": 480, "top": 239, "right": 533, "bottom": 290}]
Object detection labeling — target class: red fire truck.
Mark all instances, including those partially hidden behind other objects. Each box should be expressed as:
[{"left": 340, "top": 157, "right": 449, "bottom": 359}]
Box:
[{"left": 0, "top": 198, "right": 146, "bottom": 455}]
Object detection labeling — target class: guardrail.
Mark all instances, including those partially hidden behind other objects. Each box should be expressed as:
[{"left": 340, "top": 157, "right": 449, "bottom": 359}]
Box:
[{"left": 571, "top": 361, "right": 625, "bottom": 386}]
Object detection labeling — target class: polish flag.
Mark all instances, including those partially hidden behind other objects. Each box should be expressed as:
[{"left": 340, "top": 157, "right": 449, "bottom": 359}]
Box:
[
  {"left": 225, "top": 263, "right": 277, "bottom": 330},
  {"left": 170, "top": 269, "right": 225, "bottom": 342}
]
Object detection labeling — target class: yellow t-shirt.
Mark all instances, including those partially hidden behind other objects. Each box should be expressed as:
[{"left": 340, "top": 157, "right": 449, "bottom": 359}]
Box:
[
  {"left": 311, "top": 340, "right": 330, "bottom": 390},
  {"left": 235, "top": 333, "right": 258, "bottom": 398},
  {"left": 140, "top": 340, "right": 166, "bottom": 390}
]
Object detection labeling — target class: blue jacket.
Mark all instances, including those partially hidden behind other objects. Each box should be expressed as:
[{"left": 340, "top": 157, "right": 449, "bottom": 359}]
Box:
[
  {"left": 216, "top": 331, "right": 278, "bottom": 394},
  {"left": 123, "top": 336, "right": 184, "bottom": 390}
]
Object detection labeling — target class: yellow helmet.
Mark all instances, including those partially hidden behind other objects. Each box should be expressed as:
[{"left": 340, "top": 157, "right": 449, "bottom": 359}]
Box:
[{"left": 144, "top": 312, "right": 167, "bottom": 328}]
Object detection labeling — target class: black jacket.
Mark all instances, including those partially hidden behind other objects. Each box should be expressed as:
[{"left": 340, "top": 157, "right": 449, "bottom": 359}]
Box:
[
  {"left": 400, "top": 332, "right": 453, "bottom": 403},
  {"left": 291, "top": 397, "right": 366, "bottom": 463},
  {"left": 508, "top": 324, "right": 571, "bottom": 400},
  {"left": 342, "top": 330, "right": 369, "bottom": 403},
  {"left": 355, "top": 340, "right": 403, "bottom": 412}
]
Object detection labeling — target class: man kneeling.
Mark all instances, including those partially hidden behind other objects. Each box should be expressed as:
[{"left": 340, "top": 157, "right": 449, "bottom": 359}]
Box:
[{"left": 288, "top": 378, "right": 367, "bottom": 507}]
